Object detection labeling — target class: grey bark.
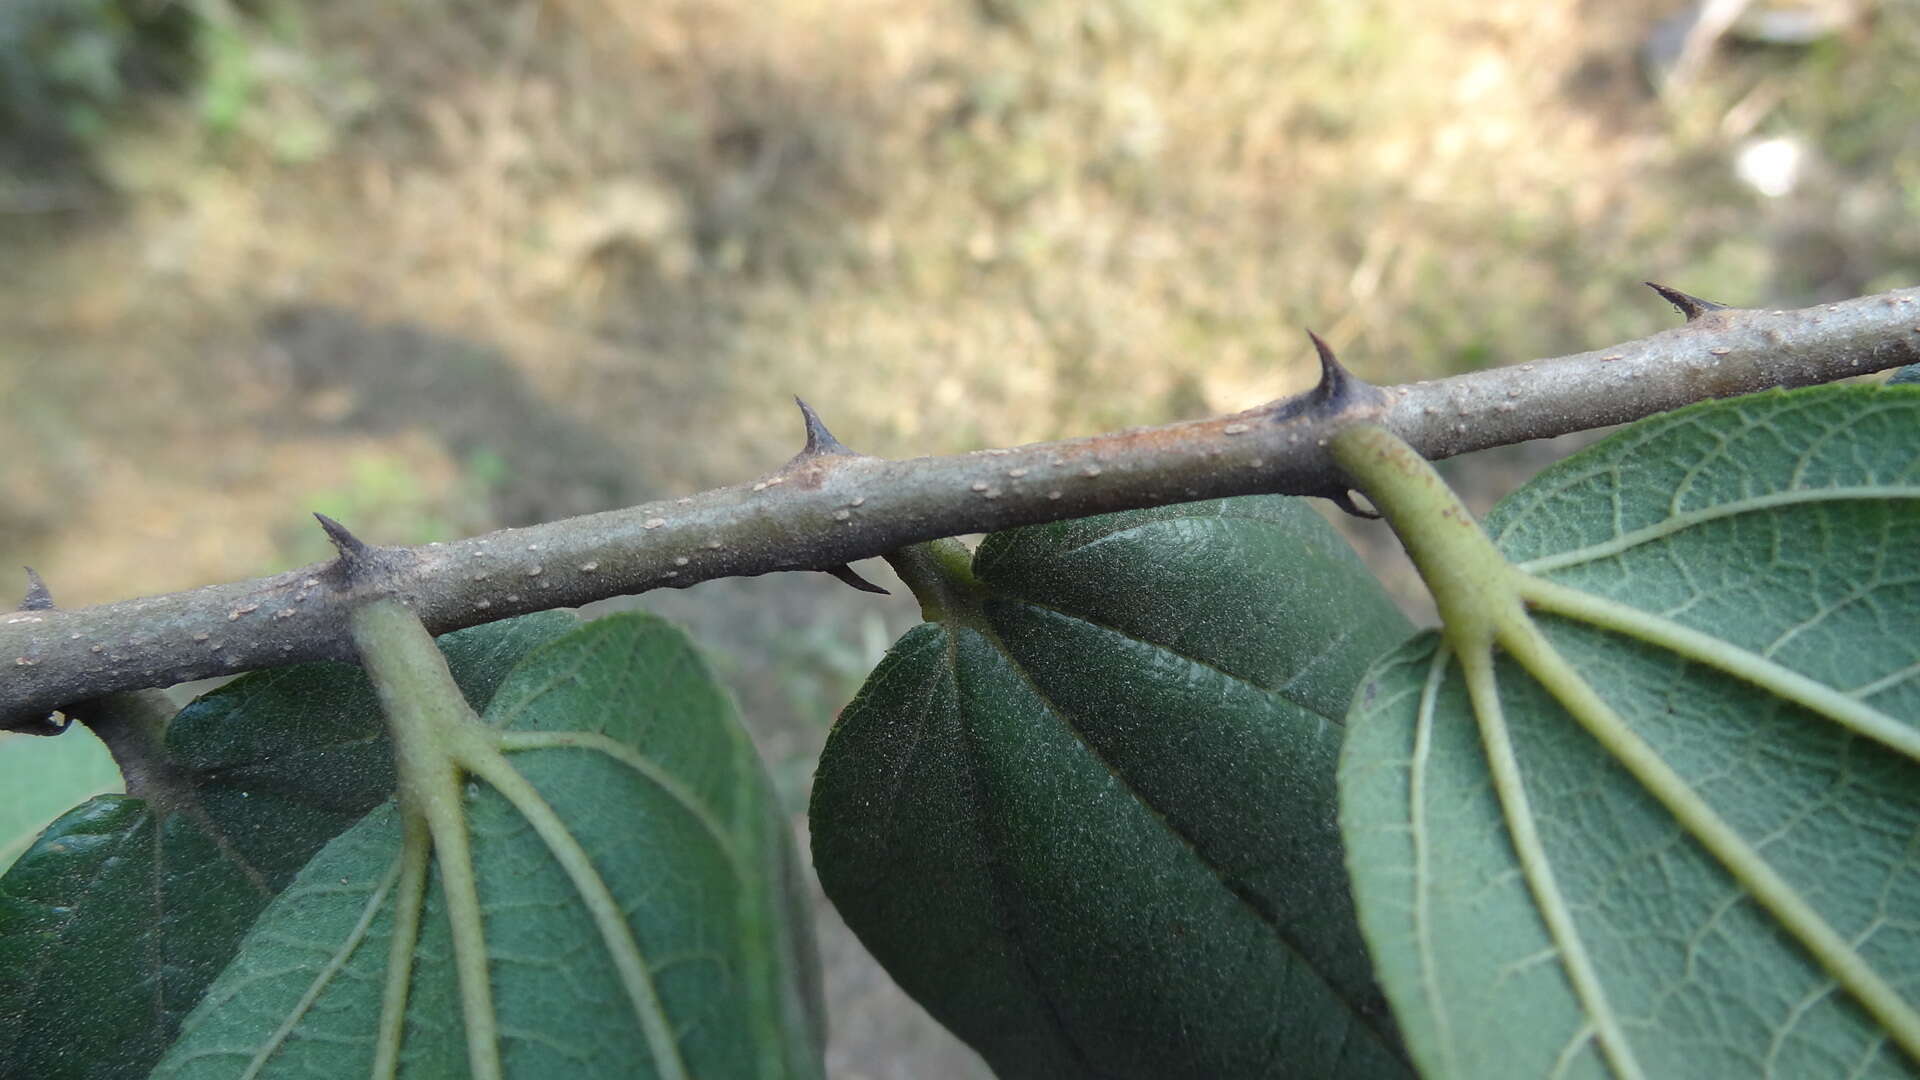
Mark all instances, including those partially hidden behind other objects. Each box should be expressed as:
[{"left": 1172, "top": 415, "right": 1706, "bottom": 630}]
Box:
[{"left": 5, "top": 285, "right": 1918, "bottom": 730}]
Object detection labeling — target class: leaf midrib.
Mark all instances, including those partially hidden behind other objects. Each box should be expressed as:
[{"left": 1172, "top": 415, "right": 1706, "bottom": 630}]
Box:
[
  {"left": 990, "top": 592, "right": 1359, "bottom": 724},
  {"left": 942, "top": 624, "right": 1105, "bottom": 1079},
  {"left": 954, "top": 614, "right": 1403, "bottom": 1058}
]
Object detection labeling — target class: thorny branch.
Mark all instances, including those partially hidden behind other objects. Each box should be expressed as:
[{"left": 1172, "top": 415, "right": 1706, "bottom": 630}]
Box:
[{"left": 6, "top": 284, "right": 1919, "bottom": 730}]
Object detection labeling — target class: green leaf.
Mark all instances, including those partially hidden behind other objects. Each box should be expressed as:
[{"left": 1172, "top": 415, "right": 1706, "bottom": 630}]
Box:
[
  {"left": 812, "top": 496, "right": 1416, "bottom": 1079},
  {"left": 1340, "top": 386, "right": 1920, "bottom": 1078},
  {"left": 152, "top": 613, "right": 823, "bottom": 1079},
  {"left": 0, "top": 611, "right": 577, "bottom": 1080},
  {"left": 0, "top": 727, "right": 121, "bottom": 875}
]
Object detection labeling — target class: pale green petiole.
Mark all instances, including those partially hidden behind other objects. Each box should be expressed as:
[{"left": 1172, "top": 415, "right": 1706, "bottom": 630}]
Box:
[
  {"left": 1329, "top": 421, "right": 1920, "bottom": 1073},
  {"left": 350, "top": 598, "right": 507, "bottom": 1080},
  {"left": 1330, "top": 424, "right": 1645, "bottom": 1080},
  {"left": 345, "top": 597, "right": 697, "bottom": 1080}
]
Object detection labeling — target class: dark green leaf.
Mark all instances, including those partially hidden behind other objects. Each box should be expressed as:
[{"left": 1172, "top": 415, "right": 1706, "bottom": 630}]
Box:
[
  {"left": 1342, "top": 385, "right": 1920, "bottom": 1078},
  {"left": 812, "top": 496, "right": 1415, "bottom": 1079},
  {"left": 0, "top": 611, "right": 577, "bottom": 1080},
  {"left": 0, "top": 727, "right": 121, "bottom": 875},
  {"left": 152, "top": 613, "right": 823, "bottom": 1079}
]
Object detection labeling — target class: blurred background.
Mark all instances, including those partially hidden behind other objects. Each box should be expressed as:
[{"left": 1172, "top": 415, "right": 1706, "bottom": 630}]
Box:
[{"left": 1, "top": 1, "right": 1914, "bottom": 1076}]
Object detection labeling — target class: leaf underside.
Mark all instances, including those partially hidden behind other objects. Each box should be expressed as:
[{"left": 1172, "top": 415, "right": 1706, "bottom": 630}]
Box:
[
  {"left": 1342, "top": 386, "right": 1920, "bottom": 1079},
  {"left": 813, "top": 496, "right": 1417, "bottom": 1079},
  {"left": 0, "top": 611, "right": 579, "bottom": 1080},
  {"left": 152, "top": 613, "right": 823, "bottom": 1080}
]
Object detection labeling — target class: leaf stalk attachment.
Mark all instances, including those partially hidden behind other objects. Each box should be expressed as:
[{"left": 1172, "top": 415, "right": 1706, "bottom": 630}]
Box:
[
  {"left": 884, "top": 538, "right": 987, "bottom": 627},
  {"left": 337, "top": 509, "right": 695, "bottom": 1079},
  {"left": 1329, "top": 421, "right": 1920, "bottom": 1073}
]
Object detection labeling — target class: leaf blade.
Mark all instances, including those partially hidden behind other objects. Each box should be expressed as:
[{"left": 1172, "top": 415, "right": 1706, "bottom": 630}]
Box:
[
  {"left": 152, "top": 613, "right": 823, "bottom": 1079},
  {"left": 815, "top": 495, "right": 1415, "bottom": 1079},
  {"left": 1341, "top": 386, "right": 1920, "bottom": 1078},
  {"left": 0, "top": 612, "right": 579, "bottom": 1080},
  {"left": 0, "top": 727, "right": 121, "bottom": 875}
]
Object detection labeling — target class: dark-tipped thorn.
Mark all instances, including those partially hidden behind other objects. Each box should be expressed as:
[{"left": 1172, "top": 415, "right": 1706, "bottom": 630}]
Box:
[
  {"left": 1306, "top": 329, "right": 1345, "bottom": 390},
  {"left": 825, "top": 564, "right": 890, "bottom": 595},
  {"left": 1645, "top": 282, "right": 1730, "bottom": 321},
  {"left": 1324, "top": 489, "right": 1382, "bottom": 520},
  {"left": 1271, "top": 330, "right": 1366, "bottom": 423},
  {"left": 795, "top": 396, "right": 855, "bottom": 457},
  {"left": 19, "top": 567, "right": 55, "bottom": 611},
  {"left": 314, "top": 513, "right": 370, "bottom": 563}
]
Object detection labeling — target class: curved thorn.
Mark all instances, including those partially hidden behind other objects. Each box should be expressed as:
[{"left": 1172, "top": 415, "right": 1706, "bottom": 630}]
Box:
[
  {"left": 1307, "top": 329, "right": 1346, "bottom": 392},
  {"left": 1645, "top": 281, "right": 1730, "bottom": 321},
  {"left": 794, "top": 396, "right": 855, "bottom": 457},
  {"left": 824, "top": 564, "right": 889, "bottom": 595},
  {"left": 1270, "top": 329, "right": 1368, "bottom": 423},
  {"left": 314, "top": 512, "right": 370, "bottom": 563},
  {"left": 1323, "top": 488, "right": 1382, "bottom": 520},
  {"left": 19, "top": 567, "right": 55, "bottom": 611}
]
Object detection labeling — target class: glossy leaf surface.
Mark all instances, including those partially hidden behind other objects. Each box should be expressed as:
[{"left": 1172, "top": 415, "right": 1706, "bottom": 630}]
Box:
[
  {"left": 0, "top": 611, "right": 577, "bottom": 1080},
  {"left": 812, "top": 496, "right": 1415, "bottom": 1079},
  {"left": 0, "top": 727, "right": 120, "bottom": 875},
  {"left": 1341, "top": 386, "right": 1920, "bottom": 1078},
  {"left": 153, "top": 613, "right": 823, "bottom": 1079}
]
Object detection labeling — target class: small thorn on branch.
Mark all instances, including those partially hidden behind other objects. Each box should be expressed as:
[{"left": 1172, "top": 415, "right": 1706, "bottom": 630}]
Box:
[
  {"left": 1270, "top": 330, "right": 1370, "bottom": 423},
  {"left": 1307, "top": 330, "right": 1348, "bottom": 393},
  {"left": 824, "top": 564, "right": 890, "bottom": 595},
  {"left": 20, "top": 567, "right": 55, "bottom": 611},
  {"left": 794, "top": 396, "right": 856, "bottom": 458},
  {"left": 312, "top": 512, "right": 411, "bottom": 592},
  {"left": 313, "top": 512, "right": 375, "bottom": 577},
  {"left": 7, "top": 570, "right": 66, "bottom": 734},
  {"left": 1646, "top": 282, "right": 1730, "bottom": 321}
]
